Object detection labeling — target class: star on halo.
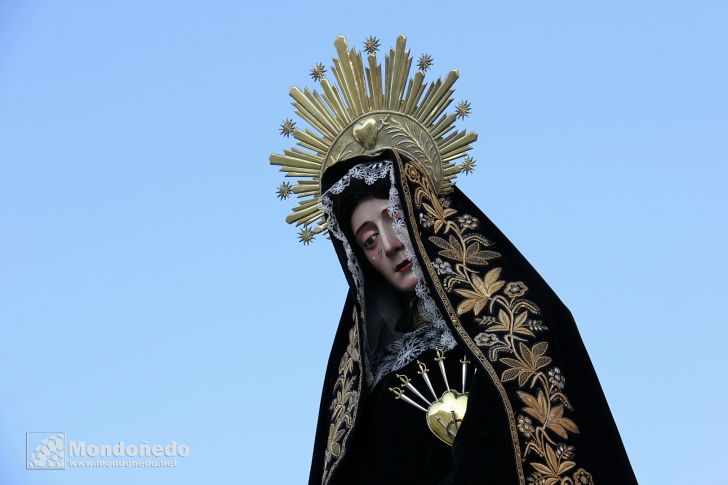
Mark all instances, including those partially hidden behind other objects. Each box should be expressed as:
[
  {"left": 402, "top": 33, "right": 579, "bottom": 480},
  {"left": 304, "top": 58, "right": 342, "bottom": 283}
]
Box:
[
  {"left": 460, "top": 156, "right": 476, "bottom": 175},
  {"left": 298, "top": 226, "right": 315, "bottom": 245},
  {"left": 279, "top": 118, "right": 296, "bottom": 137},
  {"left": 276, "top": 181, "right": 293, "bottom": 200},
  {"left": 310, "top": 62, "right": 327, "bottom": 82},
  {"left": 417, "top": 54, "right": 433, "bottom": 72},
  {"left": 363, "top": 36, "right": 381, "bottom": 55},
  {"left": 455, "top": 100, "right": 472, "bottom": 120}
]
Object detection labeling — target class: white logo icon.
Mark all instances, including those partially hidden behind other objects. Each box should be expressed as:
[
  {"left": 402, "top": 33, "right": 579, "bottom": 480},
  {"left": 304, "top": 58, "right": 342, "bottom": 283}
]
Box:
[{"left": 27, "top": 432, "right": 65, "bottom": 470}]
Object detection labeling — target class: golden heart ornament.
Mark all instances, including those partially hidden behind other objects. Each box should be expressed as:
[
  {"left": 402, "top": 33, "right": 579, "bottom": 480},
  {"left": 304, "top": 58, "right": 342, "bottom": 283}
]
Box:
[
  {"left": 426, "top": 390, "right": 469, "bottom": 445},
  {"left": 351, "top": 117, "right": 378, "bottom": 149}
]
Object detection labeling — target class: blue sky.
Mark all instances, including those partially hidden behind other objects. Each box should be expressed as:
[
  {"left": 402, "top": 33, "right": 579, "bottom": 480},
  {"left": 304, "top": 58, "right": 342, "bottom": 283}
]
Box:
[{"left": 0, "top": 1, "right": 726, "bottom": 483}]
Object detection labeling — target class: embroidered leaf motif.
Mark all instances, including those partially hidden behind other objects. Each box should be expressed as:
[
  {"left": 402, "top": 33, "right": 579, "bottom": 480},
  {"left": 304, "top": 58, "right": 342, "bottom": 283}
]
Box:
[
  {"left": 422, "top": 198, "right": 457, "bottom": 234},
  {"left": 531, "top": 462, "right": 554, "bottom": 476},
  {"left": 545, "top": 404, "right": 579, "bottom": 439},
  {"left": 481, "top": 309, "right": 511, "bottom": 333},
  {"left": 464, "top": 240, "right": 500, "bottom": 266},
  {"left": 518, "top": 390, "right": 549, "bottom": 425},
  {"left": 454, "top": 267, "right": 506, "bottom": 315},
  {"left": 518, "top": 390, "right": 579, "bottom": 439},
  {"left": 529, "top": 443, "right": 575, "bottom": 482},
  {"left": 501, "top": 342, "right": 552, "bottom": 386},
  {"left": 482, "top": 265, "right": 503, "bottom": 287},
  {"left": 545, "top": 443, "right": 559, "bottom": 473},
  {"left": 429, "top": 235, "right": 464, "bottom": 262},
  {"left": 559, "top": 460, "right": 576, "bottom": 475},
  {"left": 430, "top": 235, "right": 501, "bottom": 266},
  {"left": 512, "top": 310, "right": 534, "bottom": 337},
  {"left": 488, "top": 308, "right": 534, "bottom": 337}
]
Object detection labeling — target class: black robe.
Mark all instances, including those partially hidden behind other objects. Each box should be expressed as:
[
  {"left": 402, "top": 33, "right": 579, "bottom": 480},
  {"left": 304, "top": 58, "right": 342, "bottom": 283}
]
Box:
[{"left": 309, "top": 149, "right": 637, "bottom": 485}]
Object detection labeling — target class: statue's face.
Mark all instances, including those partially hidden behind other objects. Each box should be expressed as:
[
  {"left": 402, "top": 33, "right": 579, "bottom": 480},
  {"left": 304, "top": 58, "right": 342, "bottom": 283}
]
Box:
[{"left": 350, "top": 196, "right": 419, "bottom": 293}]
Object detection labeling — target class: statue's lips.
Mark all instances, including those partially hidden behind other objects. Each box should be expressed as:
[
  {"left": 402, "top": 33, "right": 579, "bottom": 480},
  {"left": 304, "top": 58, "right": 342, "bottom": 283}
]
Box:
[{"left": 395, "top": 260, "right": 412, "bottom": 272}]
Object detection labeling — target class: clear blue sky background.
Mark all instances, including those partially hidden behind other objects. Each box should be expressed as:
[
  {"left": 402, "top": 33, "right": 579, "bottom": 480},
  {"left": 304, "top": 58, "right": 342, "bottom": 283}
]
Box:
[{"left": 1, "top": 1, "right": 726, "bottom": 484}]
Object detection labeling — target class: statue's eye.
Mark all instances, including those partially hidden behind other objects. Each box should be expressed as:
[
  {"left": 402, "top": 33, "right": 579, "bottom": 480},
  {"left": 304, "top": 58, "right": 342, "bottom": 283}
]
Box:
[{"left": 363, "top": 234, "right": 378, "bottom": 249}]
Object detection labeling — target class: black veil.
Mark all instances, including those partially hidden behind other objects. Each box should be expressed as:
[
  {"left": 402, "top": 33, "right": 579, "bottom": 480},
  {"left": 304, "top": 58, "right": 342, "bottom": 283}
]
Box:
[{"left": 308, "top": 149, "right": 637, "bottom": 485}]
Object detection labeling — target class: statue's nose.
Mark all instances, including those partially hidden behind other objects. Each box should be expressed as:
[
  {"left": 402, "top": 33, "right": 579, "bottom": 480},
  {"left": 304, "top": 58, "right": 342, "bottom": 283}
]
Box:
[{"left": 381, "top": 228, "right": 404, "bottom": 257}]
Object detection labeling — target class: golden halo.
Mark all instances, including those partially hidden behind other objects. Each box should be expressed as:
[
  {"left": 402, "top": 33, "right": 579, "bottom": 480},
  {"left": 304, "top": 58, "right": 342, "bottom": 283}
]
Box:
[{"left": 270, "top": 35, "right": 478, "bottom": 241}]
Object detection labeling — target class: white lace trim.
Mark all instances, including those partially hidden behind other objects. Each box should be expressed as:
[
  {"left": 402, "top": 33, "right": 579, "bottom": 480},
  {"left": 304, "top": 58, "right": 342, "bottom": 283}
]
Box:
[
  {"left": 320, "top": 162, "right": 391, "bottom": 310},
  {"left": 321, "top": 161, "right": 456, "bottom": 389}
]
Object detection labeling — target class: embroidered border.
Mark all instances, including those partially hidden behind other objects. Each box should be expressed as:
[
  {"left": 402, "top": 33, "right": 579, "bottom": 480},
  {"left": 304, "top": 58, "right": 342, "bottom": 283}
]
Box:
[
  {"left": 321, "top": 307, "right": 362, "bottom": 485},
  {"left": 396, "top": 154, "right": 594, "bottom": 485}
]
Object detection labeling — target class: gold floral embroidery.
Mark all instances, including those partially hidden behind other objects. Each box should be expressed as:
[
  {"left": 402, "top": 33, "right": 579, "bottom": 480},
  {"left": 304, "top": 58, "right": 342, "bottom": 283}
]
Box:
[
  {"left": 321, "top": 308, "right": 361, "bottom": 485},
  {"left": 573, "top": 468, "right": 594, "bottom": 484},
  {"left": 401, "top": 159, "right": 593, "bottom": 485}
]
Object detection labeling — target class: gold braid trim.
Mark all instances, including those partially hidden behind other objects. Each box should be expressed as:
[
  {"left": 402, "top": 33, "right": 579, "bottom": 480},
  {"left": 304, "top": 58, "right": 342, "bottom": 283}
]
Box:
[
  {"left": 321, "top": 307, "right": 362, "bottom": 485},
  {"left": 398, "top": 154, "right": 594, "bottom": 485}
]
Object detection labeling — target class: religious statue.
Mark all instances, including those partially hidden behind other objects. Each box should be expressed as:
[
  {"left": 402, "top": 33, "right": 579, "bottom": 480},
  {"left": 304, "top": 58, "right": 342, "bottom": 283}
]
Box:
[{"left": 269, "top": 35, "right": 637, "bottom": 485}]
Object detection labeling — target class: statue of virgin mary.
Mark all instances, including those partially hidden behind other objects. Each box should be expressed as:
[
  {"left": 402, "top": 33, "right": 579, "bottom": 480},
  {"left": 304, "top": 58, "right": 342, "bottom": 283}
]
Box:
[{"left": 270, "top": 35, "right": 637, "bottom": 485}]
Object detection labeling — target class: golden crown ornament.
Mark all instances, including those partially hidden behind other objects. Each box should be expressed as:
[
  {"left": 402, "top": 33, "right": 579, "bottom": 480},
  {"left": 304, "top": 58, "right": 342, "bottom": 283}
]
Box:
[{"left": 270, "top": 35, "right": 479, "bottom": 244}]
